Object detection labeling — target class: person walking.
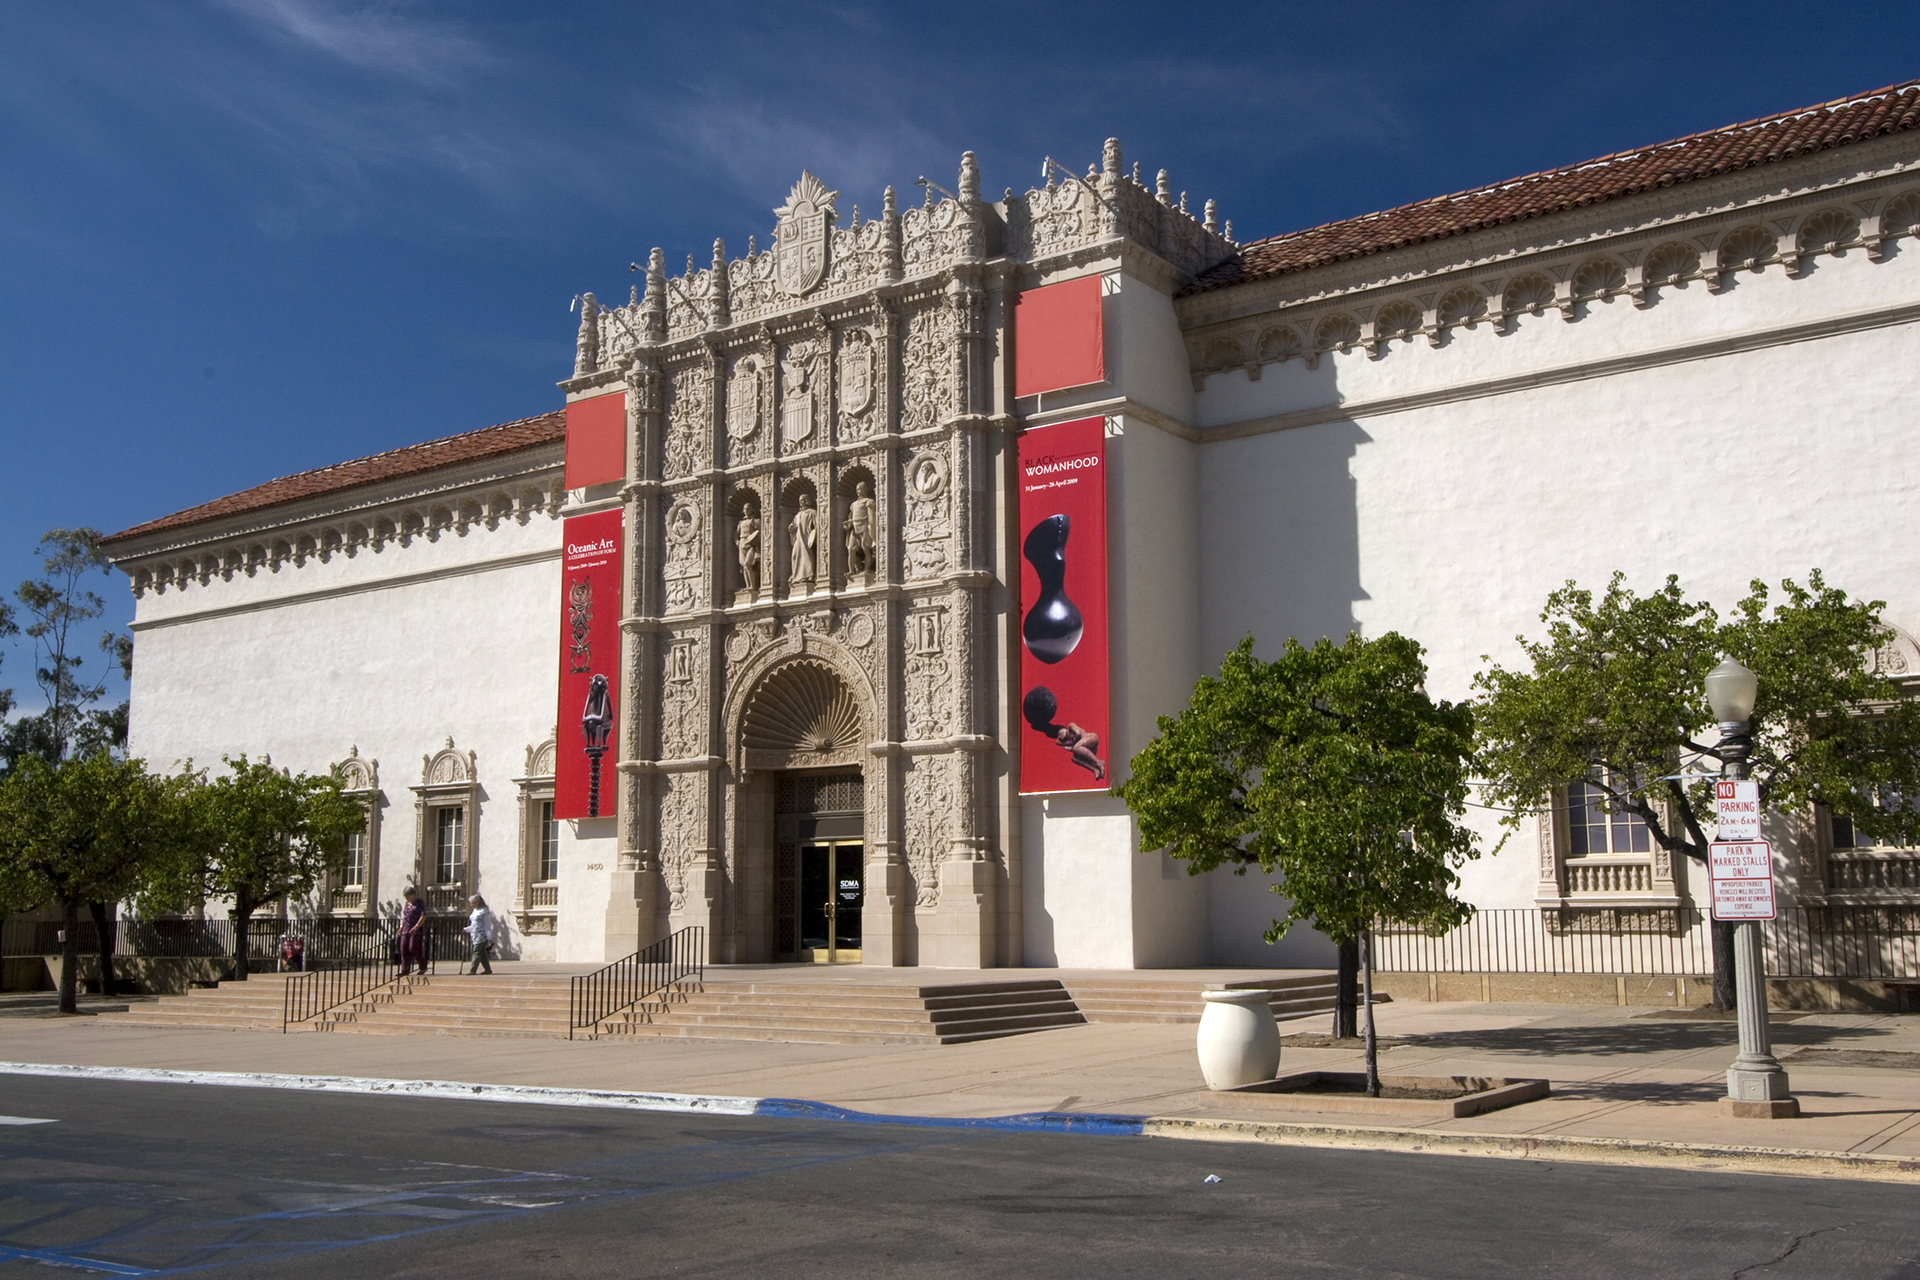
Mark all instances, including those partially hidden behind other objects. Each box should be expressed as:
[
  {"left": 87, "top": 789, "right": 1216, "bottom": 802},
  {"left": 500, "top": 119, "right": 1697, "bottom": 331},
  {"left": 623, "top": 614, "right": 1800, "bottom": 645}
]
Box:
[
  {"left": 398, "top": 887, "right": 427, "bottom": 976},
  {"left": 466, "top": 895, "right": 494, "bottom": 975}
]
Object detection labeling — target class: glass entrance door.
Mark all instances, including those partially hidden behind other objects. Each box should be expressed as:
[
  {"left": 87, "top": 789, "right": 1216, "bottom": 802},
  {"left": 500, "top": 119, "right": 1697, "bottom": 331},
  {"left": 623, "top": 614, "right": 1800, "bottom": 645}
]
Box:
[{"left": 797, "top": 841, "right": 862, "bottom": 963}]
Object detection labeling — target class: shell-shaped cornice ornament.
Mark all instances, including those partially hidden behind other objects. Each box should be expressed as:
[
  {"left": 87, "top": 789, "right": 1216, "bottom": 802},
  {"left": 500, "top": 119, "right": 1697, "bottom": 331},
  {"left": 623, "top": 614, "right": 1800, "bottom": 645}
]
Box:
[{"left": 742, "top": 659, "right": 865, "bottom": 763}]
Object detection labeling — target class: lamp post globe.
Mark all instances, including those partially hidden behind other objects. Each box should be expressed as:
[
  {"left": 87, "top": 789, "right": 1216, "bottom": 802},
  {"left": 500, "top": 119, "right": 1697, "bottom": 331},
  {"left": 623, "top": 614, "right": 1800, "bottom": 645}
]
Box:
[{"left": 1705, "top": 657, "right": 1759, "bottom": 727}]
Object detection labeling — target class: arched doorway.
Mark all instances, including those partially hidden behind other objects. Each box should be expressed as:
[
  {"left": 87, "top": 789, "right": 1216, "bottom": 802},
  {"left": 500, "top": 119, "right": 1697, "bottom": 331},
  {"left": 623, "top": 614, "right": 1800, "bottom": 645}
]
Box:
[{"left": 732, "top": 653, "right": 883, "bottom": 964}]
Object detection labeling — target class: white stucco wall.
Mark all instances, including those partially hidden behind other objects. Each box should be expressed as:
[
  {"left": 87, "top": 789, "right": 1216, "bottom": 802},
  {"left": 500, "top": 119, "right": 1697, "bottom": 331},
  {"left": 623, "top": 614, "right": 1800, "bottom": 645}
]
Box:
[
  {"left": 126, "top": 509, "right": 580, "bottom": 955},
  {"left": 1187, "top": 243, "right": 1920, "bottom": 911}
]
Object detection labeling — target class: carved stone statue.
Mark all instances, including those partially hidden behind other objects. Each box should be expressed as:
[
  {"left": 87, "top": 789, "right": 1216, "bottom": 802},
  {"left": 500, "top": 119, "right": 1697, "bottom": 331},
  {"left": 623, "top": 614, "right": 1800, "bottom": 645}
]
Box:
[
  {"left": 788, "top": 492, "right": 818, "bottom": 592},
  {"left": 735, "top": 510, "right": 760, "bottom": 595},
  {"left": 844, "top": 480, "right": 876, "bottom": 576}
]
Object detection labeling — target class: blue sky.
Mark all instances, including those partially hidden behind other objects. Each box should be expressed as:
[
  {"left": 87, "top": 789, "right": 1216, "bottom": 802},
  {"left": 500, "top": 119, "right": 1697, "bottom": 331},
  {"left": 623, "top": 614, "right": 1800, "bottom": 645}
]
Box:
[{"left": 2, "top": 0, "right": 1916, "bottom": 717}]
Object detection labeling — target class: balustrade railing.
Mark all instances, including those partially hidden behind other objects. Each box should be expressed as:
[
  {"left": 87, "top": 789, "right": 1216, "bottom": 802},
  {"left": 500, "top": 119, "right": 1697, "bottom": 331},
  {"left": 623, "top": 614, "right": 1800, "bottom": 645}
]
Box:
[
  {"left": 568, "top": 926, "right": 704, "bottom": 1040},
  {"left": 1373, "top": 905, "right": 1920, "bottom": 980},
  {"left": 281, "top": 921, "right": 443, "bottom": 1032}
]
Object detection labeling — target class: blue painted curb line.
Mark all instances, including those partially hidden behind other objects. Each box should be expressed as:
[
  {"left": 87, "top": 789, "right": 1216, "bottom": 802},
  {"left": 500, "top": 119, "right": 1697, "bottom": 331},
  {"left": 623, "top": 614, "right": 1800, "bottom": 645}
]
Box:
[{"left": 753, "top": 1097, "right": 1145, "bottom": 1135}]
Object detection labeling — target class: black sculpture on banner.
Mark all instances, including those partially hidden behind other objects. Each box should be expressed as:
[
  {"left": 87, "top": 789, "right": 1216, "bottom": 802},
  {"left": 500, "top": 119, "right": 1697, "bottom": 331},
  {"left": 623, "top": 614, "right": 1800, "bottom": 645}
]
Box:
[
  {"left": 581, "top": 673, "right": 613, "bottom": 817},
  {"left": 1021, "top": 514, "right": 1083, "bottom": 663},
  {"left": 1021, "top": 686, "right": 1106, "bottom": 781}
]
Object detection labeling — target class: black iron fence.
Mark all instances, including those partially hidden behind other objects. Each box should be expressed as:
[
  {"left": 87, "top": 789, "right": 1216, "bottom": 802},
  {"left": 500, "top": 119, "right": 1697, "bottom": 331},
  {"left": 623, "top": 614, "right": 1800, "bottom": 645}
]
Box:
[
  {"left": 282, "top": 924, "right": 439, "bottom": 1031},
  {"left": 569, "top": 926, "right": 705, "bottom": 1039},
  {"left": 1372, "top": 906, "right": 1920, "bottom": 980},
  {"left": 3, "top": 915, "right": 472, "bottom": 968}
]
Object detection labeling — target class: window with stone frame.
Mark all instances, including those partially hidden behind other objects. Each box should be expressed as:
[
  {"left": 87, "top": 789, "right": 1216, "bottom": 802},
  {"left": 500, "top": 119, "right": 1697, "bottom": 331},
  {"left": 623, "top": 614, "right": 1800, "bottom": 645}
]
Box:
[
  {"left": 328, "top": 748, "right": 381, "bottom": 916},
  {"left": 1819, "top": 788, "right": 1920, "bottom": 900},
  {"left": 413, "top": 738, "right": 478, "bottom": 914},
  {"left": 514, "top": 738, "right": 558, "bottom": 936},
  {"left": 1537, "top": 771, "right": 1682, "bottom": 925}
]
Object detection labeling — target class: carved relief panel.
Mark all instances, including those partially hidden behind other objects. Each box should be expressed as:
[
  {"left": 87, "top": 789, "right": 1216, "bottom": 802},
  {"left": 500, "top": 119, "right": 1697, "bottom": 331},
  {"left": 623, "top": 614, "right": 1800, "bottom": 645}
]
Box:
[
  {"left": 660, "top": 632, "right": 707, "bottom": 760},
  {"left": 901, "top": 446, "right": 951, "bottom": 581},
  {"left": 778, "top": 337, "right": 827, "bottom": 452},
  {"left": 725, "top": 354, "right": 767, "bottom": 467},
  {"left": 903, "top": 753, "right": 952, "bottom": 907},
  {"left": 658, "top": 773, "right": 704, "bottom": 913},
  {"left": 904, "top": 603, "right": 952, "bottom": 742},
  {"left": 835, "top": 327, "right": 877, "bottom": 443},
  {"left": 662, "top": 496, "right": 706, "bottom": 615},
  {"left": 664, "top": 365, "right": 712, "bottom": 481},
  {"left": 899, "top": 303, "right": 956, "bottom": 434}
]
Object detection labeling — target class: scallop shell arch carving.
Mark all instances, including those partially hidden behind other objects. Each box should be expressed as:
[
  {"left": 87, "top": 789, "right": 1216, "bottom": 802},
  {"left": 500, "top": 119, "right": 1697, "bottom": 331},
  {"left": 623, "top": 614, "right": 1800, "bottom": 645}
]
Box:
[
  {"left": 740, "top": 658, "right": 868, "bottom": 770},
  {"left": 1643, "top": 242, "right": 1700, "bottom": 285},
  {"left": 422, "top": 737, "right": 475, "bottom": 786},
  {"left": 1717, "top": 225, "right": 1777, "bottom": 271},
  {"left": 335, "top": 746, "right": 378, "bottom": 792},
  {"left": 1571, "top": 258, "right": 1627, "bottom": 300}
]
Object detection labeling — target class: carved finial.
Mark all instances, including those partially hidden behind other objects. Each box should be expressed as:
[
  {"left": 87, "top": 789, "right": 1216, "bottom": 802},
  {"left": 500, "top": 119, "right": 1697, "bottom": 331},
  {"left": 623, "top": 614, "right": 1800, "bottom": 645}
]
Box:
[
  {"left": 574, "top": 291, "right": 600, "bottom": 377},
  {"left": 851, "top": 204, "right": 860, "bottom": 227},
  {"left": 959, "top": 150, "right": 979, "bottom": 203},
  {"left": 1086, "top": 162, "right": 1097, "bottom": 182},
  {"left": 710, "top": 238, "right": 730, "bottom": 329},
  {"left": 629, "top": 284, "right": 638, "bottom": 306},
  {"left": 445, "top": 736, "right": 454, "bottom": 750},
  {"left": 1132, "top": 162, "right": 1141, "bottom": 184},
  {"left": 642, "top": 248, "right": 667, "bottom": 344},
  {"left": 1004, "top": 187, "right": 1013, "bottom": 201},
  {"left": 1156, "top": 170, "right": 1172, "bottom": 206},
  {"left": 1179, "top": 191, "right": 1188, "bottom": 215},
  {"left": 748, "top": 234, "right": 757, "bottom": 257},
  {"left": 686, "top": 253, "right": 695, "bottom": 276},
  {"left": 1224, "top": 220, "right": 1234, "bottom": 243},
  {"left": 1103, "top": 138, "right": 1121, "bottom": 177},
  {"left": 1204, "top": 199, "right": 1219, "bottom": 234},
  {"left": 881, "top": 185, "right": 902, "bottom": 283}
]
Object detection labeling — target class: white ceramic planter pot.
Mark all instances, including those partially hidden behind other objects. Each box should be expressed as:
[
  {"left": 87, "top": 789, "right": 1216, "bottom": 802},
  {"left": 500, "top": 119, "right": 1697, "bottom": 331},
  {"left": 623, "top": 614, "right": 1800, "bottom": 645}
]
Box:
[{"left": 1196, "top": 988, "right": 1281, "bottom": 1090}]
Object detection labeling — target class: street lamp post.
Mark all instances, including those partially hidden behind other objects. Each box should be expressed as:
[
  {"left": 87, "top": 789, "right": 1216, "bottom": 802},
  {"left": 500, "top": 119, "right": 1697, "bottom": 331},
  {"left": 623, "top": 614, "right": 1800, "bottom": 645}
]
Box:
[{"left": 1704, "top": 658, "right": 1799, "bottom": 1119}]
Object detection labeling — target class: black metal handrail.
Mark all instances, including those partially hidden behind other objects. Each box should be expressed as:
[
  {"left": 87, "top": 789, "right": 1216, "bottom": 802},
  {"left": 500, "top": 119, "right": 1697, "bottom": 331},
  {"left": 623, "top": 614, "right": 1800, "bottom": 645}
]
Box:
[
  {"left": 569, "top": 926, "right": 704, "bottom": 1040},
  {"left": 281, "top": 922, "right": 437, "bottom": 1032}
]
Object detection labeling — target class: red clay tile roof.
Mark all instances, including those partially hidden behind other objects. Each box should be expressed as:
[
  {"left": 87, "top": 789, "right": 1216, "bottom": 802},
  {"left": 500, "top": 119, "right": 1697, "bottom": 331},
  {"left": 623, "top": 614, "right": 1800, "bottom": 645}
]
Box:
[
  {"left": 102, "top": 410, "right": 565, "bottom": 545},
  {"left": 1182, "top": 79, "right": 1920, "bottom": 296}
]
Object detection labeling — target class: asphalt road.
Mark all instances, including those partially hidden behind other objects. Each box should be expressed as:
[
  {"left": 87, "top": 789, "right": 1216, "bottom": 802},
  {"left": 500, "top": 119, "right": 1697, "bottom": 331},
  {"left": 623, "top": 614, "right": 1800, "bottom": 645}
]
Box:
[{"left": 1, "top": 1075, "right": 1915, "bottom": 1279}]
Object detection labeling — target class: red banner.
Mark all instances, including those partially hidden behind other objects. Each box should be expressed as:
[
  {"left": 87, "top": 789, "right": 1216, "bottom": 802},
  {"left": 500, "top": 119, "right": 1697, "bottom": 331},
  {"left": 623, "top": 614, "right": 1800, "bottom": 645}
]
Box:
[
  {"left": 1015, "top": 276, "right": 1105, "bottom": 398},
  {"left": 565, "top": 392, "right": 626, "bottom": 488},
  {"left": 555, "top": 508, "right": 623, "bottom": 819},
  {"left": 1017, "top": 416, "right": 1109, "bottom": 794}
]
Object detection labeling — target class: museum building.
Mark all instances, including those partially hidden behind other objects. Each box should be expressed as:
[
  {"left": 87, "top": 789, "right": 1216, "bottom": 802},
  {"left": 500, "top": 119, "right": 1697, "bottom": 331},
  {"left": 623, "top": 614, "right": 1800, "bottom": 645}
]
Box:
[{"left": 103, "top": 81, "right": 1920, "bottom": 972}]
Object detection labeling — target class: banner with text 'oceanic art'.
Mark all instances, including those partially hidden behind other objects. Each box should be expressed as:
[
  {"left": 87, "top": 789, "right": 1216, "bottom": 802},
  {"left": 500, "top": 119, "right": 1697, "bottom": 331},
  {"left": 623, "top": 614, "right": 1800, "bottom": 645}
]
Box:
[
  {"left": 555, "top": 507, "right": 623, "bottom": 819},
  {"left": 1017, "top": 415, "right": 1109, "bottom": 794}
]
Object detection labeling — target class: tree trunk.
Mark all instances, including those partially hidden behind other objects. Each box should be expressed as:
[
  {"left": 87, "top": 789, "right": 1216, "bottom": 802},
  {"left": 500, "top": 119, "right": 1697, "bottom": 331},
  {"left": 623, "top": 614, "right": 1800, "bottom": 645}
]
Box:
[
  {"left": 58, "top": 896, "right": 81, "bottom": 1014},
  {"left": 1710, "top": 918, "right": 1738, "bottom": 1011},
  {"left": 1333, "top": 938, "right": 1359, "bottom": 1039},
  {"left": 88, "top": 900, "right": 116, "bottom": 998},
  {"left": 1361, "top": 928, "right": 1380, "bottom": 1098},
  {"left": 229, "top": 896, "right": 254, "bottom": 981}
]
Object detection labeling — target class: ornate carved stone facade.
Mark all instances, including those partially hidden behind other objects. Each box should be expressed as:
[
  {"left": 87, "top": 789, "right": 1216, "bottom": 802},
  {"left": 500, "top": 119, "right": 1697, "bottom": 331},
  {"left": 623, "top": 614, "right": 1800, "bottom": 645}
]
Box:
[{"left": 563, "top": 155, "right": 1230, "bottom": 966}]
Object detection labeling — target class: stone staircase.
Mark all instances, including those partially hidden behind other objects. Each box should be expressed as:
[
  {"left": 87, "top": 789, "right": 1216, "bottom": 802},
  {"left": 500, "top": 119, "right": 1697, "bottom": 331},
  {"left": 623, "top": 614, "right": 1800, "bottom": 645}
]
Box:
[
  {"left": 97, "top": 972, "right": 296, "bottom": 1032},
  {"left": 304, "top": 973, "right": 565, "bottom": 1038},
  {"left": 593, "top": 978, "right": 1085, "bottom": 1045},
  {"left": 1063, "top": 973, "right": 1340, "bottom": 1025}
]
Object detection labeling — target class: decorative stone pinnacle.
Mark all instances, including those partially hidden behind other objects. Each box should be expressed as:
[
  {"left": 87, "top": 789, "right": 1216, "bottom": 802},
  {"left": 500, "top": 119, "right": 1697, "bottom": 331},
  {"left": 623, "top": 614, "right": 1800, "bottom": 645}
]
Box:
[
  {"left": 1157, "top": 169, "right": 1172, "bottom": 205},
  {"left": 1103, "top": 138, "right": 1121, "bottom": 176},
  {"left": 1205, "top": 199, "right": 1219, "bottom": 233}
]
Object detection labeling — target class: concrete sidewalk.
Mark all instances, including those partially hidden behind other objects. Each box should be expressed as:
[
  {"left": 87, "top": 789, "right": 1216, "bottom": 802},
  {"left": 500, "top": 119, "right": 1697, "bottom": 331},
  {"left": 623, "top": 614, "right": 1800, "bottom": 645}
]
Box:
[{"left": 3, "top": 992, "right": 1916, "bottom": 1179}]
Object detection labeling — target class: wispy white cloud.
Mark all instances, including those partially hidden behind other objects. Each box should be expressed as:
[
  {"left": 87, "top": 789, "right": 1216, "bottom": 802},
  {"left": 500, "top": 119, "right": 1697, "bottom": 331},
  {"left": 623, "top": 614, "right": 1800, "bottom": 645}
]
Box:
[{"left": 213, "top": 0, "right": 496, "bottom": 84}]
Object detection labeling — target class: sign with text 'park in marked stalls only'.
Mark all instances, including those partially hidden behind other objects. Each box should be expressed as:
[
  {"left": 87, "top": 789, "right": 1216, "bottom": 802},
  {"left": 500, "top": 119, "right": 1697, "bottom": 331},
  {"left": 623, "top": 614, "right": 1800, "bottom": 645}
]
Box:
[{"left": 1709, "top": 841, "right": 1777, "bottom": 920}]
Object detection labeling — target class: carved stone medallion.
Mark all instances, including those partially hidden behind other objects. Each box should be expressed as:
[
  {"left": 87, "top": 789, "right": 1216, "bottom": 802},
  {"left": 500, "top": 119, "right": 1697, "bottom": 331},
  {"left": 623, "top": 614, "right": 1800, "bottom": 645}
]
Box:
[
  {"left": 775, "top": 172, "right": 836, "bottom": 298},
  {"left": 727, "top": 357, "right": 763, "bottom": 442},
  {"left": 839, "top": 329, "right": 874, "bottom": 416}
]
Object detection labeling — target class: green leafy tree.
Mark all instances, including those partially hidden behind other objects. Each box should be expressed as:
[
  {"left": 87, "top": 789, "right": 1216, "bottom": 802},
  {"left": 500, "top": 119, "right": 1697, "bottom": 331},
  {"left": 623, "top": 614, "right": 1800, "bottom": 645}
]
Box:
[
  {"left": 153, "top": 756, "right": 364, "bottom": 980},
  {"left": 1118, "top": 634, "right": 1480, "bottom": 1095},
  {"left": 3, "top": 528, "right": 130, "bottom": 771},
  {"left": 0, "top": 754, "right": 188, "bottom": 1012},
  {"left": 1474, "top": 572, "right": 1920, "bottom": 1009}
]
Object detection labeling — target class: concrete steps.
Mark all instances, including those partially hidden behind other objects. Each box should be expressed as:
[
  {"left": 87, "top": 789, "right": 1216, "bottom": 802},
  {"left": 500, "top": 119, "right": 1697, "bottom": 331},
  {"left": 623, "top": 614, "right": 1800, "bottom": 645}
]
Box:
[
  {"left": 96, "top": 973, "right": 296, "bottom": 1031},
  {"left": 598, "top": 979, "right": 1086, "bottom": 1045},
  {"left": 1063, "top": 973, "right": 1339, "bottom": 1025},
  {"left": 317, "top": 974, "right": 572, "bottom": 1038}
]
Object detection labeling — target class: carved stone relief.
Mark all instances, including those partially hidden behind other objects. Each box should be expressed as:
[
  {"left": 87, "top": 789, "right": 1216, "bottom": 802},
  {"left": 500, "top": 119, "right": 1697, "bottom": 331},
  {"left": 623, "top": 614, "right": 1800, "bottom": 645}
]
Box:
[
  {"left": 902, "top": 447, "right": 951, "bottom": 581},
  {"left": 904, "top": 754, "right": 952, "bottom": 907},
  {"left": 904, "top": 603, "right": 951, "bottom": 741},
  {"left": 663, "top": 496, "right": 705, "bottom": 615},
  {"left": 899, "top": 304, "right": 956, "bottom": 434},
  {"left": 726, "top": 355, "right": 766, "bottom": 466},
  {"left": 660, "top": 632, "right": 706, "bottom": 760},
  {"left": 836, "top": 328, "right": 877, "bottom": 442},
  {"left": 658, "top": 774, "right": 702, "bottom": 912},
  {"left": 664, "top": 366, "right": 712, "bottom": 481},
  {"left": 779, "top": 338, "right": 825, "bottom": 449}
]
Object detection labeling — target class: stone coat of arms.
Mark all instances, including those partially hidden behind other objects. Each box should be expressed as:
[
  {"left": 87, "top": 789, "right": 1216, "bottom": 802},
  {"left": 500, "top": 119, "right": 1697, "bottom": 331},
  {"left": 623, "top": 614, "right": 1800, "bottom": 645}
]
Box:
[{"left": 775, "top": 172, "right": 836, "bottom": 297}]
